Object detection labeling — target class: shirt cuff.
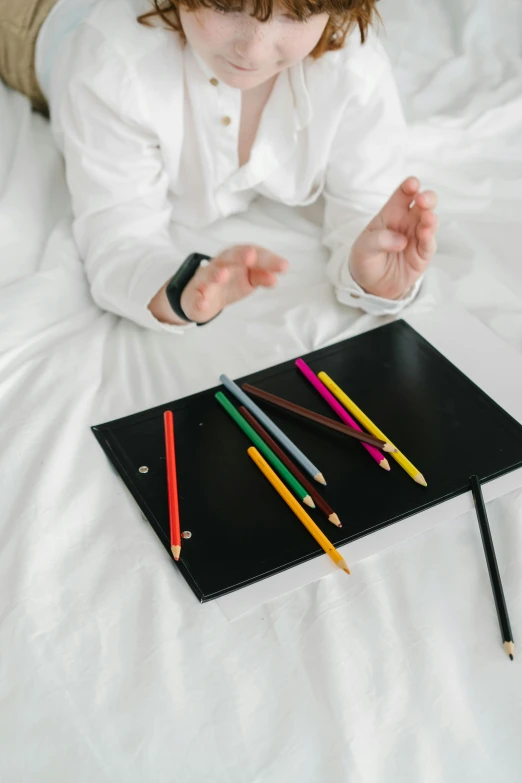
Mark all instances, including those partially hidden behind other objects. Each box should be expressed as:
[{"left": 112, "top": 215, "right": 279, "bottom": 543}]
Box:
[
  {"left": 139, "top": 257, "right": 196, "bottom": 333},
  {"left": 148, "top": 316, "right": 197, "bottom": 334},
  {"left": 89, "top": 250, "right": 198, "bottom": 333},
  {"left": 335, "top": 264, "right": 423, "bottom": 316},
  {"left": 144, "top": 301, "right": 198, "bottom": 334}
]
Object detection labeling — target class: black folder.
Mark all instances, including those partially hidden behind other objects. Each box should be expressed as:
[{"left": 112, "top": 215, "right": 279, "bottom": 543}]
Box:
[{"left": 92, "top": 320, "right": 522, "bottom": 602}]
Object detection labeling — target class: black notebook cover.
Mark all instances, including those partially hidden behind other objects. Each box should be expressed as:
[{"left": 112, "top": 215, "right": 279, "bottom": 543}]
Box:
[{"left": 92, "top": 320, "right": 522, "bottom": 602}]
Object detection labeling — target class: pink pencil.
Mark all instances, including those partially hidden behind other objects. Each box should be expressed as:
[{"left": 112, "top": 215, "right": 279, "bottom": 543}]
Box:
[{"left": 295, "top": 358, "right": 390, "bottom": 471}]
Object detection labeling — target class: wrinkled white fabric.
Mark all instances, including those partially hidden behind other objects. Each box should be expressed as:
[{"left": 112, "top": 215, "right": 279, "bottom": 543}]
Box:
[{"left": 1, "top": 0, "right": 522, "bottom": 781}]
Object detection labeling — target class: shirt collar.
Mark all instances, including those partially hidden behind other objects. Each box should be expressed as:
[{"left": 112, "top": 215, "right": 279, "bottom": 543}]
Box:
[
  {"left": 189, "top": 45, "right": 313, "bottom": 132},
  {"left": 288, "top": 58, "right": 313, "bottom": 131},
  {"left": 190, "top": 46, "right": 219, "bottom": 83}
]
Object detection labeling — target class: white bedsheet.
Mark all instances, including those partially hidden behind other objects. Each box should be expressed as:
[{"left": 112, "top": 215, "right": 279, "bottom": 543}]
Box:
[{"left": 1, "top": 1, "right": 522, "bottom": 780}]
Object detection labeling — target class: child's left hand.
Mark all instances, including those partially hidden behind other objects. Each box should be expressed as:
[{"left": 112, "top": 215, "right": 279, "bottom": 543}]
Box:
[{"left": 349, "top": 177, "right": 438, "bottom": 300}]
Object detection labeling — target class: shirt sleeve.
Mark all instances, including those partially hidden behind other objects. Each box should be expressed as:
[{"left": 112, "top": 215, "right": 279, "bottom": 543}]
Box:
[
  {"left": 56, "top": 35, "right": 192, "bottom": 332},
  {"left": 323, "top": 40, "right": 423, "bottom": 315}
]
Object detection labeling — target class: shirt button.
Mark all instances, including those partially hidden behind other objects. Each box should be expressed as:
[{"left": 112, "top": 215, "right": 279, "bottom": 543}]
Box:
[
  {"left": 221, "top": 116, "right": 232, "bottom": 127},
  {"left": 210, "top": 77, "right": 219, "bottom": 86}
]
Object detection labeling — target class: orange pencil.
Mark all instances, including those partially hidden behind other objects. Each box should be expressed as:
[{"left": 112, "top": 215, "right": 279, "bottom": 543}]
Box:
[{"left": 163, "top": 410, "right": 181, "bottom": 560}]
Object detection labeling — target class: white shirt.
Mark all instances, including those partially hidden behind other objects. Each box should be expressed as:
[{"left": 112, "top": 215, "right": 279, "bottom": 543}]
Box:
[{"left": 36, "top": 0, "right": 421, "bottom": 332}]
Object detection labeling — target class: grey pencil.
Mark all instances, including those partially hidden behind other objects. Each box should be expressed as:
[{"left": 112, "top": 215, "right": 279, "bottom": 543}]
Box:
[{"left": 219, "top": 374, "right": 326, "bottom": 485}]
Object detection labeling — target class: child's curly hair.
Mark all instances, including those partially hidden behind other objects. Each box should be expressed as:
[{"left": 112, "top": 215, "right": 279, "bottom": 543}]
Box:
[{"left": 138, "top": 0, "right": 381, "bottom": 59}]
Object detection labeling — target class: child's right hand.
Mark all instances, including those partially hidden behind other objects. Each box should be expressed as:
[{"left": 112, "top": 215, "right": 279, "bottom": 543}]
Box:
[{"left": 150, "top": 245, "right": 289, "bottom": 325}]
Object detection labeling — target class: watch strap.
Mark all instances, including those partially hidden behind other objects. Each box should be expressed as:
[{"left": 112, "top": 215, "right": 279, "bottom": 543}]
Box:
[{"left": 165, "top": 253, "right": 212, "bottom": 325}]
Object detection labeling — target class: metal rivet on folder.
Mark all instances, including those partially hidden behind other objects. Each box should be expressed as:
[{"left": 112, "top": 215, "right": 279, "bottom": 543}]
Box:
[
  {"left": 181, "top": 531, "right": 192, "bottom": 539},
  {"left": 139, "top": 466, "right": 149, "bottom": 474}
]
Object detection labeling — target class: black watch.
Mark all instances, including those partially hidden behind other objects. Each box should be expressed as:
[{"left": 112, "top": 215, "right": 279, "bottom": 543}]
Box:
[{"left": 166, "top": 252, "right": 217, "bottom": 325}]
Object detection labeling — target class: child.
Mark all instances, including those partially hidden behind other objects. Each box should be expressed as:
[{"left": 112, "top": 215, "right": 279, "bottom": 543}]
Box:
[{"left": 0, "top": 0, "right": 437, "bottom": 331}]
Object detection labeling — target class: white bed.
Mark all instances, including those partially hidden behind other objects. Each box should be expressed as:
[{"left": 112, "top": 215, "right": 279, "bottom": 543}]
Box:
[{"left": 1, "top": 1, "right": 522, "bottom": 780}]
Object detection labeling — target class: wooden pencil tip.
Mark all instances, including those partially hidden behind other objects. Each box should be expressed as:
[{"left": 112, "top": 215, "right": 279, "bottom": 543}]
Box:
[
  {"left": 379, "top": 458, "right": 391, "bottom": 471},
  {"left": 383, "top": 443, "right": 397, "bottom": 453},
  {"left": 171, "top": 545, "right": 181, "bottom": 561},
  {"left": 414, "top": 473, "right": 428, "bottom": 487},
  {"left": 329, "top": 513, "right": 342, "bottom": 527},
  {"left": 314, "top": 473, "right": 327, "bottom": 485},
  {"left": 504, "top": 641, "right": 515, "bottom": 659},
  {"left": 303, "top": 496, "right": 315, "bottom": 508},
  {"left": 339, "top": 560, "right": 351, "bottom": 575}
]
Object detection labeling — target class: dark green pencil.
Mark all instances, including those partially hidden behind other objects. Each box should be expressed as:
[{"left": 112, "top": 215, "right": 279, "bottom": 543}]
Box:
[{"left": 216, "top": 392, "right": 314, "bottom": 508}]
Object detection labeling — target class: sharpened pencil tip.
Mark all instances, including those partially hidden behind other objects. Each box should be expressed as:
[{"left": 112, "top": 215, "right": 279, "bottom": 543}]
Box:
[
  {"left": 510, "top": 654, "right": 514, "bottom": 660},
  {"left": 171, "top": 545, "right": 181, "bottom": 561},
  {"left": 414, "top": 473, "right": 427, "bottom": 486},
  {"left": 303, "top": 496, "right": 315, "bottom": 508},
  {"left": 329, "top": 513, "right": 341, "bottom": 527},
  {"left": 314, "top": 473, "right": 327, "bottom": 485},
  {"left": 383, "top": 443, "right": 397, "bottom": 453},
  {"left": 504, "top": 641, "right": 515, "bottom": 659},
  {"left": 379, "top": 458, "right": 391, "bottom": 471},
  {"left": 337, "top": 558, "right": 350, "bottom": 574}
]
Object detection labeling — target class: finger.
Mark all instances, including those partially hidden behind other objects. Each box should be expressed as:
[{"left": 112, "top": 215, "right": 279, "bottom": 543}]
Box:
[
  {"left": 402, "top": 176, "right": 421, "bottom": 195},
  {"left": 375, "top": 176, "right": 421, "bottom": 227},
  {"left": 238, "top": 245, "right": 257, "bottom": 267},
  {"left": 185, "top": 261, "right": 228, "bottom": 306},
  {"left": 190, "top": 261, "right": 231, "bottom": 301},
  {"left": 218, "top": 244, "right": 289, "bottom": 270},
  {"left": 205, "top": 262, "right": 230, "bottom": 286},
  {"left": 190, "top": 274, "right": 227, "bottom": 319},
  {"left": 419, "top": 209, "right": 437, "bottom": 228},
  {"left": 415, "top": 219, "right": 436, "bottom": 243},
  {"left": 414, "top": 190, "right": 438, "bottom": 210},
  {"left": 215, "top": 246, "right": 289, "bottom": 277},
  {"left": 416, "top": 225, "right": 437, "bottom": 259},
  {"left": 396, "top": 176, "right": 421, "bottom": 205},
  {"left": 401, "top": 203, "right": 437, "bottom": 237},
  {"left": 366, "top": 229, "right": 408, "bottom": 254},
  {"left": 248, "top": 268, "right": 279, "bottom": 288},
  {"left": 235, "top": 245, "right": 284, "bottom": 269},
  {"left": 259, "top": 256, "right": 289, "bottom": 274},
  {"left": 188, "top": 287, "right": 214, "bottom": 320},
  {"left": 249, "top": 247, "right": 289, "bottom": 273},
  {"left": 213, "top": 245, "right": 257, "bottom": 269}
]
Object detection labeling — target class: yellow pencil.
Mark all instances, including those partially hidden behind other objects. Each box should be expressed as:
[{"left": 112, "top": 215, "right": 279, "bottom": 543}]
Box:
[
  {"left": 317, "top": 372, "right": 427, "bottom": 487},
  {"left": 247, "top": 447, "right": 350, "bottom": 574}
]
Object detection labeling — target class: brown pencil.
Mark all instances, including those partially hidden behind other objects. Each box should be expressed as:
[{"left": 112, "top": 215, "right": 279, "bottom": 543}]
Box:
[
  {"left": 239, "top": 406, "right": 341, "bottom": 527},
  {"left": 242, "top": 383, "right": 396, "bottom": 453}
]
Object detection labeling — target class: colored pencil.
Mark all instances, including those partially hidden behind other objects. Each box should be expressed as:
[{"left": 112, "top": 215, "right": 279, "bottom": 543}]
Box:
[
  {"left": 163, "top": 410, "right": 181, "bottom": 561},
  {"left": 220, "top": 374, "right": 326, "bottom": 485},
  {"left": 318, "top": 371, "right": 426, "bottom": 486},
  {"left": 216, "top": 392, "right": 314, "bottom": 507},
  {"left": 295, "top": 359, "right": 390, "bottom": 471},
  {"left": 248, "top": 447, "right": 350, "bottom": 575},
  {"left": 469, "top": 475, "right": 514, "bottom": 660},
  {"left": 239, "top": 405, "right": 341, "bottom": 527},
  {"left": 242, "top": 383, "right": 396, "bottom": 452}
]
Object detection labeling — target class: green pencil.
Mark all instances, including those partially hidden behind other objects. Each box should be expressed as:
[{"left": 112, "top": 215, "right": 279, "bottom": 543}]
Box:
[{"left": 215, "top": 392, "right": 315, "bottom": 508}]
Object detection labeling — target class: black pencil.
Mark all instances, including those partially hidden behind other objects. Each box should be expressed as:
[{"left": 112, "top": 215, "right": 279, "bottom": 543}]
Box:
[{"left": 469, "top": 474, "right": 514, "bottom": 660}]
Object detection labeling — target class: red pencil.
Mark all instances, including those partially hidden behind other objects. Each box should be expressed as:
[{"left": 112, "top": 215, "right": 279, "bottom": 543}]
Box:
[{"left": 163, "top": 410, "right": 181, "bottom": 561}]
